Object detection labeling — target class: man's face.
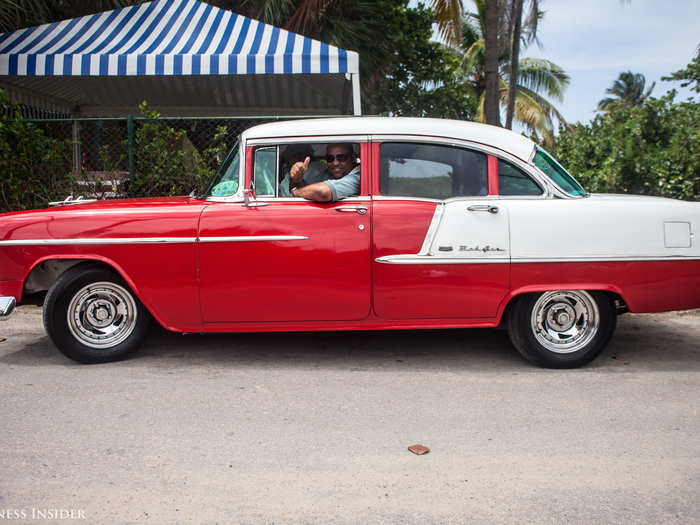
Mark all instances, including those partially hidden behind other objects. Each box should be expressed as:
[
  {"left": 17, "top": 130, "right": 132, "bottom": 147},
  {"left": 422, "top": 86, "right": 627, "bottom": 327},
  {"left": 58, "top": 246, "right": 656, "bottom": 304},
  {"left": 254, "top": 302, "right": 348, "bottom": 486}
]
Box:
[{"left": 326, "top": 144, "right": 355, "bottom": 179}]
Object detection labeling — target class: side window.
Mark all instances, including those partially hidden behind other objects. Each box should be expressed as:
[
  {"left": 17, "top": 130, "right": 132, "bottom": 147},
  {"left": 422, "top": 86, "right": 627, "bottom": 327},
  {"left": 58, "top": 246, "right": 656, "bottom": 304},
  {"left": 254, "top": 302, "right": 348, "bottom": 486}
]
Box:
[
  {"left": 253, "top": 147, "right": 277, "bottom": 197},
  {"left": 498, "top": 159, "right": 543, "bottom": 196},
  {"left": 380, "top": 143, "right": 487, "bottom": 199},
  {"left": 253, "top": 142, "right": 361, "bottom": 198}
]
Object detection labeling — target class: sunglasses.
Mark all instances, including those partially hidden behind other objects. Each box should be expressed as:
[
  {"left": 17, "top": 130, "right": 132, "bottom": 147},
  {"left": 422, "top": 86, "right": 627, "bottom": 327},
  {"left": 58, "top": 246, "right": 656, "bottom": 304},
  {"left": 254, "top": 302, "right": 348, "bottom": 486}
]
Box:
[{"left": 325, "top": 153, "right": 350, "bottom": 163}]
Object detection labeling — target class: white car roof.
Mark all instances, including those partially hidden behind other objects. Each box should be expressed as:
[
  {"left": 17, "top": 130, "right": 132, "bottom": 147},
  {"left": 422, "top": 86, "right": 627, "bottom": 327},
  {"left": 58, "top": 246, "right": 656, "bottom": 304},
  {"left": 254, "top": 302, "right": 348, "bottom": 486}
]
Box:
[{"left": 242, "top": 117, "right": 536, "bottom": 162}]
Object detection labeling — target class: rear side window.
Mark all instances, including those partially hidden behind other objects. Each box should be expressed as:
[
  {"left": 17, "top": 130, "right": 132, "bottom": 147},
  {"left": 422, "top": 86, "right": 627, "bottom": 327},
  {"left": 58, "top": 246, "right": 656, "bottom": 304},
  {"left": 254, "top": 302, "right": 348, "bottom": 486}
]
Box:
[
  {"left": 380, "top": 143, "right": 487, "bottom": 199},
  {"left": 498, "top": 159, "right": 543, "bottom": 196}
]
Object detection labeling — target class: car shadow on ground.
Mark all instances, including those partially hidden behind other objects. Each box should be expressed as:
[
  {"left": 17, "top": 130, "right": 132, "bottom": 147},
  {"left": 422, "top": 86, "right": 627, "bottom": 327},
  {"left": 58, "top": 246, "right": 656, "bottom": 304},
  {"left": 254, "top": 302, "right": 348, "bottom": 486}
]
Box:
[{"left": 2, "top": 312, "right": 699, "bottom": 372}]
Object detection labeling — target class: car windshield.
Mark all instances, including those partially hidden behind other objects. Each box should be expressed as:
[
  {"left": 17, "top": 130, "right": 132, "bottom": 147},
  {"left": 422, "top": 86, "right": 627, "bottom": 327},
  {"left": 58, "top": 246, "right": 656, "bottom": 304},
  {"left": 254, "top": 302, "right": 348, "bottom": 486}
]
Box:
[
  {"left": 534, "top": 147, "right": 587, "bottom": 197},
  {"left": 205, "top": 142, "right": 240, "bottom": 197}
]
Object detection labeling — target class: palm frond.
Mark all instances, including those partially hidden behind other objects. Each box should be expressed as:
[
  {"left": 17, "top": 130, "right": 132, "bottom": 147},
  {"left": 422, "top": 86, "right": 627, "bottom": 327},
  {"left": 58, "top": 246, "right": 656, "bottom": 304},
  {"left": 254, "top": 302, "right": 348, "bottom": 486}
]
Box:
[
  {"left": 460, "top": 38, "right": 484, "bottom": 76},
  {"left": 253, "top": 0, "right": 296, "bottom": 27},
  {"left": 516, "top": 57, "right": 569, "bottom": 100},
  {"left": 287, "top": 0, "right": 334, "bottom": 33},
  {"left": 431, "top": 0, "right": 463, "bottom": 47}
]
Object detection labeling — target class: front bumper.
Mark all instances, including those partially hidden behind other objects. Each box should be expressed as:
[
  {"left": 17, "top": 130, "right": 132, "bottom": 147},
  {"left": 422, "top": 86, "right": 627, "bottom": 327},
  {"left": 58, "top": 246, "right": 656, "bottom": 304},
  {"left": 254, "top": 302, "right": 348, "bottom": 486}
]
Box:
[{"left": 0, "top": 296, "right": 16, "bottom": 319}]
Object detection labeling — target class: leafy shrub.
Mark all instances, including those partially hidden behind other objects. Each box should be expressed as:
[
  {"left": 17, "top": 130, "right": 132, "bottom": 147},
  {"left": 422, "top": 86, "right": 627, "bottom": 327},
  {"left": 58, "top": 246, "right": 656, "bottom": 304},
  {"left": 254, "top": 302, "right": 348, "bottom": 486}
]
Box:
[
  {"left": 554, "top": 91, "right": 699, "bottom": 201},
  {"left": 0, "top": 91, "right": 73, "bottom": 213},
  {"left": 128, "top": 102, "right": 219, "bottom": 197}
]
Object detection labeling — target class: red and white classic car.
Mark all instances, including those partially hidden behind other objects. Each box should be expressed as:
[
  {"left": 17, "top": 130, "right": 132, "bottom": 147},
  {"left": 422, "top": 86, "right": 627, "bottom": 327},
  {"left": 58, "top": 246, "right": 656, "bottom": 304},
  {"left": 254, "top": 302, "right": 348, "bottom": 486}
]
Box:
[{"left": 1, "top": 118, "right": 698, "bottom": 367}]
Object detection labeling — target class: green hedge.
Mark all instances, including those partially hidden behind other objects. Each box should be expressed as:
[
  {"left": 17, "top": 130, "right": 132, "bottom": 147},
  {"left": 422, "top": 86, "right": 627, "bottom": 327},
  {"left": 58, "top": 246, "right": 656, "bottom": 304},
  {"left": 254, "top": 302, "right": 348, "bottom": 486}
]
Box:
[
  {"left": 553, "top": 91, "right": 699, "bottom": 201},
  {"left": 0, "top": 92, "right": 73, "bottom": 212}
]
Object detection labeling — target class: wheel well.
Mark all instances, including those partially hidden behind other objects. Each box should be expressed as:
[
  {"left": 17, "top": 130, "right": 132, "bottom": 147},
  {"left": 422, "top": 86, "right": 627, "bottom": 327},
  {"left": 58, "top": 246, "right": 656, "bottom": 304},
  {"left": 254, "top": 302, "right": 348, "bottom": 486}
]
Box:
[
  {"left": 500, "top": 289, "right": 628, "bottom": 324},
  {"left": 23, "top": 259, "right": 118, "bottom": 300}
]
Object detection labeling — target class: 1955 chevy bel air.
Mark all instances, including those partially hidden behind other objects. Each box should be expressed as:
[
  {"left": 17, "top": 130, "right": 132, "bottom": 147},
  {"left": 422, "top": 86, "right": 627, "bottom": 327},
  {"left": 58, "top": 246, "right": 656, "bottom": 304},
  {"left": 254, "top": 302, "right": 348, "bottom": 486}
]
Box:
[{"left": 0, "top": 117, "right": 698, "bottom": 367}]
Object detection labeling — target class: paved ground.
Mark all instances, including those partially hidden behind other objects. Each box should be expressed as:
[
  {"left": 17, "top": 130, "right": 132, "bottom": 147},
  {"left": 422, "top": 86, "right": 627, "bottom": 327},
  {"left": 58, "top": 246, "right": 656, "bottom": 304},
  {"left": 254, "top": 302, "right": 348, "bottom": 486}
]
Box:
[{"left": 0, "top": 306, "right": 698, "bottom": 524}]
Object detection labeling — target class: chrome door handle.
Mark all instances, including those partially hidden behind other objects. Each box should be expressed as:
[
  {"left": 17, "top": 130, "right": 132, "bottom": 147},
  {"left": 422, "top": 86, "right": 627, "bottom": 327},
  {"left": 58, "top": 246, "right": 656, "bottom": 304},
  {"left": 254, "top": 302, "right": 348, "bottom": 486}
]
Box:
[
  {"left": 335, "top": 206, "right": 367, "bottom": 215},
  {"left": 467, "top": 204, "right": 499, "bottom": 214}
]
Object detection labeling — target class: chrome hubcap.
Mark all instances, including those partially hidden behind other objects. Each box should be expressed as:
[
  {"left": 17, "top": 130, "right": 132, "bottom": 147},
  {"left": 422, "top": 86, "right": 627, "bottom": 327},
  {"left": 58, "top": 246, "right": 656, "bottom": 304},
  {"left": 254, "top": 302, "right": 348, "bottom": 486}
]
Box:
[
  {"left": 531, "top": 291, "right": 599, "bottom": 354},
  {"left": 67, "top": 282, "right": 137, "bottom": 349}
]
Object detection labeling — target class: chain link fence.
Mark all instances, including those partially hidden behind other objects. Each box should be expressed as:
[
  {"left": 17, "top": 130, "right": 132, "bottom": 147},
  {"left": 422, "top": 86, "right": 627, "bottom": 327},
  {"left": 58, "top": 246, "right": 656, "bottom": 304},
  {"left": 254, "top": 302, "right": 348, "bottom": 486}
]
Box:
[{"left": 22, "top": 116, "right": 284, "bottom": 203}]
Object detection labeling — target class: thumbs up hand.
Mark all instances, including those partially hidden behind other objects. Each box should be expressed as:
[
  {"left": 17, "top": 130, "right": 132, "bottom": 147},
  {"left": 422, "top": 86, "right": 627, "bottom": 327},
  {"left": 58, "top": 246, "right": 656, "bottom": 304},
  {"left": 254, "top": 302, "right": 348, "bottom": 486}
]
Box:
[{"left": 290, "top": 156, "right": 310, "bottom": 187}]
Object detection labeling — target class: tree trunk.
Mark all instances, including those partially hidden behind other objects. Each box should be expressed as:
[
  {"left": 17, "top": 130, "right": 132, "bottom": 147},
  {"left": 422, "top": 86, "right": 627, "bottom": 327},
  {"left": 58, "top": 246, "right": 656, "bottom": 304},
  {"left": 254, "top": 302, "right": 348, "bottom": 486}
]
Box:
[
  {"left": 483, "top": 0, "right": 501, "bottom": 126},
  {"left": 505, "top": 0, "right": 523, "bottom": 129}
]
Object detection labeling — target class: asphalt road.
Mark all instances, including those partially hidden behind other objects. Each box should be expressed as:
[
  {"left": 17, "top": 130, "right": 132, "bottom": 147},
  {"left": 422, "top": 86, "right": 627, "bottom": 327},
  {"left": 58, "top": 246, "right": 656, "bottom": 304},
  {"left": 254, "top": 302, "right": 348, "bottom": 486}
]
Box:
[{"left": 0, "top": 306, "right": 699, "bottom": 524}]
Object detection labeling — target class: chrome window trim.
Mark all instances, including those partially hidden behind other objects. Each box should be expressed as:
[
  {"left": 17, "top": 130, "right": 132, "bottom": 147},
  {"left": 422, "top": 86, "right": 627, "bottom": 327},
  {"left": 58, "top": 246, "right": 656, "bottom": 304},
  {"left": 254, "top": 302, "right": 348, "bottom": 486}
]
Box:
[
  {"left": 245, "top": 135, "right": 370, "bottom": 147},
  {"left": 256, "top": 196, "right": 372, "bottom": 202},
  {"left": 371, "top": 195, "right": 443, "bottom": 203}
]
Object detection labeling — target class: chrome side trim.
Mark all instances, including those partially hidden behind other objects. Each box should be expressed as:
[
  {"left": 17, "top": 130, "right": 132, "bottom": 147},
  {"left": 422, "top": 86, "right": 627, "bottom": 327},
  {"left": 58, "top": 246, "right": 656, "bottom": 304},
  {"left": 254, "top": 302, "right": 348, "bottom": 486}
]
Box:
[
  {"left": 0, "top": 237, "right": 197, "bottom": 246},
  {"left": 511, "top": 256, "right": 700, "bottom": 263},
  {"left": 0, "top": 236, "right": 309, "bottom": 246},
  {"left": 376, "top": 254, "right": 700, "bottom": 265},
  {"left": 198, "top": 236, "right": 308, "bottom": 243},
  {"left": 376, "top": 255, "right": 509, "bottom": 265}
]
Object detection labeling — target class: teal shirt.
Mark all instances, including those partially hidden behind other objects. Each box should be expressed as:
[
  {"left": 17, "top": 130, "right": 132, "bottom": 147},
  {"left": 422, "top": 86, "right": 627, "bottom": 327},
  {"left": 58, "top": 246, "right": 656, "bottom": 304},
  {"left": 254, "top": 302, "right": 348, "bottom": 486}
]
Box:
[{"left": 280, "top": 165, "right": 360, "bottom": 201}]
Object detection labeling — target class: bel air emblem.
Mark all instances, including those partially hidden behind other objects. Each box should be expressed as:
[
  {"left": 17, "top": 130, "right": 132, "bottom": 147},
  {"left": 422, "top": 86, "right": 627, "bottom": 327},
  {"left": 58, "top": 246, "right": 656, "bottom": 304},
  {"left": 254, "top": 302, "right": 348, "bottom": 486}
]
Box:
[{"left": 459, "top": 244, "right": 505, "bottom": 253}]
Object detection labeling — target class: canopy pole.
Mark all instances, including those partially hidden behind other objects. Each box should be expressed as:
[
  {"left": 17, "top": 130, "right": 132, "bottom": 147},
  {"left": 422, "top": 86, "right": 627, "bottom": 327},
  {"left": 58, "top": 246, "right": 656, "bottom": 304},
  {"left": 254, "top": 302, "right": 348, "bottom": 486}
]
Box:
[{"left": 351, "top": 73, "right": 361, "bottom": 116}]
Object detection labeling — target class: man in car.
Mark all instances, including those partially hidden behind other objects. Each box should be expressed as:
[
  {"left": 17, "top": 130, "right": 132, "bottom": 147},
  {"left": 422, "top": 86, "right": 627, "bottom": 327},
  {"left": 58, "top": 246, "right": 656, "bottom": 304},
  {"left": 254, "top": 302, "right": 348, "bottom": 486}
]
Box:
[{"left": 281, "top": 143, "right": 360, "bottom": 202}]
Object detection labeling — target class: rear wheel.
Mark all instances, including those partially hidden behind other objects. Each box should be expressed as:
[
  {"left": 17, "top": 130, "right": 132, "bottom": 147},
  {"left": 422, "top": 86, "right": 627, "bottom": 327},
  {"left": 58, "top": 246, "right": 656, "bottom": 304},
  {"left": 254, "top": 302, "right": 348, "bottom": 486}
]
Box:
[
  {"left": 506, "top": 290, "right": 616, "bottom": 368},
  {"left": 43, "top": 264, "right": 150, "bottom": 363}
]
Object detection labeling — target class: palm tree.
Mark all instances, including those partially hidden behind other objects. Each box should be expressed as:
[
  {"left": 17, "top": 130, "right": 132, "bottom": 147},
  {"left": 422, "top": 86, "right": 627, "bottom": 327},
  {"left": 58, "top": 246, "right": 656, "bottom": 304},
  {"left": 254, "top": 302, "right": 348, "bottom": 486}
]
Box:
[
  {"left": 505, "top": 0, "right": 539, "bottom": 129},
  {"left": 458, "top": 0, "right": 569, "bottom": 144},
  {"left": 597, "top": 71, "right": 655, "bottom": 112}
]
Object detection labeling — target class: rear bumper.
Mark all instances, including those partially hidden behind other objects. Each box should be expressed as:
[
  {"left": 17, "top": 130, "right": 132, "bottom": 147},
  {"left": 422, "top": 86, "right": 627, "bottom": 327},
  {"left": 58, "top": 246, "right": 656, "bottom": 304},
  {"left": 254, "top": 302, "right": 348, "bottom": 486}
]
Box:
[{"left": 0, "top": 296, "right": 16, "bottom": 319}]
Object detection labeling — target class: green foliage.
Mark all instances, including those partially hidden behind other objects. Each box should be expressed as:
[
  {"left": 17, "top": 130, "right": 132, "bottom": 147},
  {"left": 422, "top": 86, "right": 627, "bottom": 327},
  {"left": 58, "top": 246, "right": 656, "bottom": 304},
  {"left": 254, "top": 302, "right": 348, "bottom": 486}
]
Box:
[
  {"left": 128, "top": 102, "right": 220, "bottom": 197},
  {"left": 661, "top": 49, "right": 700, "bottom": 93},
  {"left": 554, "top": 91, "right": 699, "bottom": 201},
  {"left": 0, "top": 91, "right": 73, "bottom": 213},
  {"left": 365, "top": 2, "right": 477, "bottom": 118}
]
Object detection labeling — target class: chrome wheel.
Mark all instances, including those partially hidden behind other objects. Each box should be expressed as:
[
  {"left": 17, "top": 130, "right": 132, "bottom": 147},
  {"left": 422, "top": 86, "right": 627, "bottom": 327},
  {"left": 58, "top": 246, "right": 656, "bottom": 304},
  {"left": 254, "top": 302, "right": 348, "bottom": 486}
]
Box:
[
  {"left": 530, "top": 290, "right": 599, "bottom": 354},
  {"left": 66, "top": 281, "right": 138, "bottom": 349}
]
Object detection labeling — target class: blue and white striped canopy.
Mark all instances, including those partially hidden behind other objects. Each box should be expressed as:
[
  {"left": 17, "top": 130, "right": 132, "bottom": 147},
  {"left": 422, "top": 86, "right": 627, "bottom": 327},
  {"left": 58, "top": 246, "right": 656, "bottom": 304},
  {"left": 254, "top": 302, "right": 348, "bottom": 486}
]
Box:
[{"left": 0, "top": 0, "right": 359, "bottom": 77}]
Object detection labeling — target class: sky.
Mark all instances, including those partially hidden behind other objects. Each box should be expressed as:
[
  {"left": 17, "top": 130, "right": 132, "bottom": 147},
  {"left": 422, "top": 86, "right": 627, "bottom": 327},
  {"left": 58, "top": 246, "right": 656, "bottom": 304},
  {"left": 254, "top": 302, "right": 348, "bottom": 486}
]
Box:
[
  {"left": 521, "top": 0, "right": 699, "bottom": 124},
  {"left": 411, "top": 0, "right": 699, "bottom": 125}
]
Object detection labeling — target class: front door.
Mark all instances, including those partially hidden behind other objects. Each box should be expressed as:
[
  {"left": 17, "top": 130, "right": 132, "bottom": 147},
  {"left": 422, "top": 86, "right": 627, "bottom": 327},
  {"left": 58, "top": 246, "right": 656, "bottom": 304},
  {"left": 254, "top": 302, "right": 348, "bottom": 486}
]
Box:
[{"left": 198, "top": 142, "right": 371, "bottom": 324}]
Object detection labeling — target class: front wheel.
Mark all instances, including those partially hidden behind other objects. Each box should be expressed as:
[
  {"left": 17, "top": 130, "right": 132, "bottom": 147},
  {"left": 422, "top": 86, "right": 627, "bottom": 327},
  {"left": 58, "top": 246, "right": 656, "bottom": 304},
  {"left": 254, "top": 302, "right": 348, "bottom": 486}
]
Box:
[
  {"left": 43, "top": 264, "right": 150, "bottom": 363},
  {"left": 506, "top": 290, "right": 617, "bottom": 368}
]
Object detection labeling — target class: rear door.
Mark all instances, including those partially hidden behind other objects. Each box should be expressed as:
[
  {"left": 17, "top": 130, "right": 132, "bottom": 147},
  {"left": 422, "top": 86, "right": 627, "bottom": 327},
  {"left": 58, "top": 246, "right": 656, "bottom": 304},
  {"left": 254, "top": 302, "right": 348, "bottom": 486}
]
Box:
[{"left": 371, "top": 139, "right": 510, "bottom": 320}]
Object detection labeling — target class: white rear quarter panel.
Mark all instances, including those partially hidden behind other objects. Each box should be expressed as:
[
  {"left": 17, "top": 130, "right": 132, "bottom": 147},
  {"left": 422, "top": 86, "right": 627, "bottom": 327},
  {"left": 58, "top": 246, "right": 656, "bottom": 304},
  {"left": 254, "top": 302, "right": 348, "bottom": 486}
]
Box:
[{"left": 507, "top": 195, "right": 700, "bottom": 261}]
